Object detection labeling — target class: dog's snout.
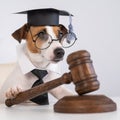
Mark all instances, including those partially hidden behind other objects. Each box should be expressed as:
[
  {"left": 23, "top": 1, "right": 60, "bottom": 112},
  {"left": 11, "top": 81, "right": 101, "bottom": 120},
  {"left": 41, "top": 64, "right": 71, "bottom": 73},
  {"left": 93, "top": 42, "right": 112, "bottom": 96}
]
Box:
[{"left": 54, "top": 48, "right": 65, "bottom": 59}]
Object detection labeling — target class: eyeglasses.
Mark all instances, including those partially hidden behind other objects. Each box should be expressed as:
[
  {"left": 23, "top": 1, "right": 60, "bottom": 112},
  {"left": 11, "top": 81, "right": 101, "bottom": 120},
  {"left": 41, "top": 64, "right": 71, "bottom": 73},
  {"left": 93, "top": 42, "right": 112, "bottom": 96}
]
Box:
[{"left": 29, "top": 28, "right": 77, "bottom": 50}]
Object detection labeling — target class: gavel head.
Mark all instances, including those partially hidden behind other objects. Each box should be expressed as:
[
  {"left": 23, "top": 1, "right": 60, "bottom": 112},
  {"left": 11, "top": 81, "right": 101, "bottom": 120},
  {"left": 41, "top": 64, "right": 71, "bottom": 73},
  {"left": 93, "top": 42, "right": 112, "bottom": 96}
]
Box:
[{"left": 67, "top": 50, "right": 100, "bottom": 95}]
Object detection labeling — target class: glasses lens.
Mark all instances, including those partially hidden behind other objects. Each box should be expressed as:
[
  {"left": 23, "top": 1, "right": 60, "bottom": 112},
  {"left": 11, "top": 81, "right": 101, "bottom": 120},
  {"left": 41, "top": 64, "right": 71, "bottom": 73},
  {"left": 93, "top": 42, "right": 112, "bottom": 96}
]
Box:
[
  {"left": 35, "top": 34, "right": 52, "bottom": 49},
  {"left": 61, "top": 33, "right": 77, "bottom": 48}
]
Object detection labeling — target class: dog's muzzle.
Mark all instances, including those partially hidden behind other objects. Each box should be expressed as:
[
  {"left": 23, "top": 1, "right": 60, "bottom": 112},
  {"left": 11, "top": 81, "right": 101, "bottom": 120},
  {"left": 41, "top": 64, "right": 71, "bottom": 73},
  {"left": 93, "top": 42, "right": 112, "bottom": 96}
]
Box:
[{"left": 53, "top": 47, "right": 65, "bottom": 62}]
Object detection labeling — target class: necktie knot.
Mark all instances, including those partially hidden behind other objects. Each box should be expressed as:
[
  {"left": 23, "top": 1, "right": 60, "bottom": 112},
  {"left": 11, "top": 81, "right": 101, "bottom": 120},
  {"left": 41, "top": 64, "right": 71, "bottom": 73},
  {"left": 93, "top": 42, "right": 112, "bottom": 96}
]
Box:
[{"left": 31, "top": 69, "right": 48, "bottom": 79}]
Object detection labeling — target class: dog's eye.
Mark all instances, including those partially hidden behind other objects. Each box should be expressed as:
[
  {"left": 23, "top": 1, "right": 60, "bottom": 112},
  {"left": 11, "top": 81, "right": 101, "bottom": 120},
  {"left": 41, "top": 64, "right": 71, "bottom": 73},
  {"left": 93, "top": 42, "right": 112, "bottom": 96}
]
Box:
[
  {"left": 58, "top": 31, "right": 63, "bottom": 39},
  {"left": 37, "top": 32, "right": 48, "bottom": 41}
]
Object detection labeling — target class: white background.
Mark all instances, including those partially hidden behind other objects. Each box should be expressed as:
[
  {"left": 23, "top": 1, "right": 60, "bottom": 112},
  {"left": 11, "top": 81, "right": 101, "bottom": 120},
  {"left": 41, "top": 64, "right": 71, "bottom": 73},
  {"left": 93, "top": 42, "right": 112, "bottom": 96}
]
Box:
[{"left": 0, "top": 0, "right": 120, "bottom": 97}]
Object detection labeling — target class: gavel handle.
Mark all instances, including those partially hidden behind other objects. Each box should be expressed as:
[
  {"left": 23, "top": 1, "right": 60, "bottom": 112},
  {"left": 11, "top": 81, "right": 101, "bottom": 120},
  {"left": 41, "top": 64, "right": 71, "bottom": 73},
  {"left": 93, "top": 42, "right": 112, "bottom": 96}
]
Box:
[{"left": 5, "top": 73, "right": 72, "bottom": 107}]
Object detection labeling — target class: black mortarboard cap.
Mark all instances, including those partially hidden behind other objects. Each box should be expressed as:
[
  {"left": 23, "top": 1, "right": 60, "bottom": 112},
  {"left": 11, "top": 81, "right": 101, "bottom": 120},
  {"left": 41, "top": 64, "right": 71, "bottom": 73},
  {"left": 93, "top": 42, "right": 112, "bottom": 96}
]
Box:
[{"left": 16, "top": 8, "right": 72, "bottom": 26}]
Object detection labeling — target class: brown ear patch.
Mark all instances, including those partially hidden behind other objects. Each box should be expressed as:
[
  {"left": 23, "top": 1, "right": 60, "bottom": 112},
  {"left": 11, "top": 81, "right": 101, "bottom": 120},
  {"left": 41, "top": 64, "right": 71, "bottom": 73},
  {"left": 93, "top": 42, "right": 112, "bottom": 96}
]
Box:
[
  {"left": 12, "top": 24, "right": 29, "bottom": 43},
  {"left": 59, "top": 24, "right": 68, "bottom": 35}
]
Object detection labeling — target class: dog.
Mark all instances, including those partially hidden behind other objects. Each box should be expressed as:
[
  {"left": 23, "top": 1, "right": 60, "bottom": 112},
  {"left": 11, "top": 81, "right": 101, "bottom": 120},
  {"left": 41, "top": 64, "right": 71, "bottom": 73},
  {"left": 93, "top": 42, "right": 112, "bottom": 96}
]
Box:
[{"left": 0, "top": 24, "right": 73, "bottom": 104}]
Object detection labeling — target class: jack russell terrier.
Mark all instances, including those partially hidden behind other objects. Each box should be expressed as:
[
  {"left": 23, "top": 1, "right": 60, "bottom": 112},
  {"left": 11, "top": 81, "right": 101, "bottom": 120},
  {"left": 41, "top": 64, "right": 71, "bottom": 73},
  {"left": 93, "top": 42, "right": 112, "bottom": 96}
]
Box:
[{"left": 0, "top": 24, "right": 73, "bottom": 104}]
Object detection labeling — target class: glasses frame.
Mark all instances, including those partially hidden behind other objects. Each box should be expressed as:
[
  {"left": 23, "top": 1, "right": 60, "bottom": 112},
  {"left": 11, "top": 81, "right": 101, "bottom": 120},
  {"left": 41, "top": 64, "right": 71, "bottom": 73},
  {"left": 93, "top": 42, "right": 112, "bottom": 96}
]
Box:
[
  {"left": 29, "top": 28, "right": 77, "bottom": 50},
  {"left": 61, "top": 32, "right": 77, "bottom": 48}
]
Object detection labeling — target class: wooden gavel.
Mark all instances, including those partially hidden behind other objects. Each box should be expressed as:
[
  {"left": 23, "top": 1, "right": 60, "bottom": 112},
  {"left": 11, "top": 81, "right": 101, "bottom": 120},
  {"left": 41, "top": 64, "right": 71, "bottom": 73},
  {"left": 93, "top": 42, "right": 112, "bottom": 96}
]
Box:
[{"left": 5, "top": 50, "right": 100, "bottom": 107}]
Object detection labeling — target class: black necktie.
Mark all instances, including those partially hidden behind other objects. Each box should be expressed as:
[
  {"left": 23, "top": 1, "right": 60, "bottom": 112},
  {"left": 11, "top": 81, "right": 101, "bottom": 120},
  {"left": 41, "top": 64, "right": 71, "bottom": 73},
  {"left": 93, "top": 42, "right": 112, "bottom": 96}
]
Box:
[{"left": 30, "top": 69, "right": 49, "bottom": 105}]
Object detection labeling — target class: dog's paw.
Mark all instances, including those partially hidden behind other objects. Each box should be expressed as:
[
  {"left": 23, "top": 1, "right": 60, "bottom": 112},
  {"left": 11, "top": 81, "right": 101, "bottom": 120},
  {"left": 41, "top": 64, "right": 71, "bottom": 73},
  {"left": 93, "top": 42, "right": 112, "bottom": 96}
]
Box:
[{"left": 5, "top": 86, "right": 22, "bottom": 99}]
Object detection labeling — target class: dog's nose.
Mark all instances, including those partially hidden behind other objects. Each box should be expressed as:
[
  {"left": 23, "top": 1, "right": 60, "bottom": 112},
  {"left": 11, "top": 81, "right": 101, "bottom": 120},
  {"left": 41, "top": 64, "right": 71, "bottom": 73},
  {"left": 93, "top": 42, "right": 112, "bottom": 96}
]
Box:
[{"left": 54, "top": 48, "right": 65, "bottom": 59}]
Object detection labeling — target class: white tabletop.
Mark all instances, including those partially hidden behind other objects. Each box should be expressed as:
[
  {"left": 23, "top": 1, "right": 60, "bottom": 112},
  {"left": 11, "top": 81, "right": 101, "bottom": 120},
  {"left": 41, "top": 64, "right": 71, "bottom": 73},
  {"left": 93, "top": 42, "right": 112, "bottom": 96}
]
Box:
[{"left": 0, "top": 97, "right": 120, "bottom": 120}]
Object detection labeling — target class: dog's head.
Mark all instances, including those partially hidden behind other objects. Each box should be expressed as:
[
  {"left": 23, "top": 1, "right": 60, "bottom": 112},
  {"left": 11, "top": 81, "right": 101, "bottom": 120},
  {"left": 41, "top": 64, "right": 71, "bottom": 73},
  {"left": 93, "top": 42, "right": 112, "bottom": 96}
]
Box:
[{"left": 12, "top": 24, "right": 68, "bottom": 63}]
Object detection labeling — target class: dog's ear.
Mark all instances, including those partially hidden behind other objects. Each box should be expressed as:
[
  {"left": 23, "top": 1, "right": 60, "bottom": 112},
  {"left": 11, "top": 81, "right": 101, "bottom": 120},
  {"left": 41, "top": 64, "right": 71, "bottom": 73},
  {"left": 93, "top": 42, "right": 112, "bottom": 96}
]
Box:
[
  {"left": 59, "top": 24, "right": 68, "bottom": 35},
  {"left": 12, "top": 24, "right": 29, "bottom": 43}
]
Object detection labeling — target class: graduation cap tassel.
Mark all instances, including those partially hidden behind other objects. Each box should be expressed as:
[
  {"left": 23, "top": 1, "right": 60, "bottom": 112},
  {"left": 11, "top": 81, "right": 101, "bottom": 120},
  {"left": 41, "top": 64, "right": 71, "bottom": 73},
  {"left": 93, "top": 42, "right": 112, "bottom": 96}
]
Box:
[
  {"left": 68, "top": 14, "right": 74, "bottom": 33},
  {"left": 66, "top": 14, "right": 77, "bottom": 44}
]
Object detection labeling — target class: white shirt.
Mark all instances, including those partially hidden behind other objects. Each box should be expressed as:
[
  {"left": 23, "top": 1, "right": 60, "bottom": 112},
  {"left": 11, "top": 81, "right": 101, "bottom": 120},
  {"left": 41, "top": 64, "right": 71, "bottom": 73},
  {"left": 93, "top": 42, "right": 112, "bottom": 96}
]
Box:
[{"left": 0, "top": 44, "right": 72, "bottom": 103}]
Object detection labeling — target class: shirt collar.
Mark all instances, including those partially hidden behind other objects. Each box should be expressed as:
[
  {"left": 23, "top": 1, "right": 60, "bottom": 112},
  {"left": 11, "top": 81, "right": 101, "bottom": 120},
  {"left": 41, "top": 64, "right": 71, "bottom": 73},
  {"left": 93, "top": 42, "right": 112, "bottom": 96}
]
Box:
[{"left": 16, "top": 43, "right": 61, "bottom": 75}]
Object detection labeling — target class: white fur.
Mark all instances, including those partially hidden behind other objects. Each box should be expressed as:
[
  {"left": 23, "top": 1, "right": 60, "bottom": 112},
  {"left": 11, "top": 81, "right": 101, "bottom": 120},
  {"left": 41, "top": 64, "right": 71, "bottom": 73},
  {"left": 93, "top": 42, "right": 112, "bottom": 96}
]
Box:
[
  {"left": 40, "top": 26, "right": 62, "bottom": 62},
  {"left": 46, "top": 26, "right": 57, "bottom": 39}
]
